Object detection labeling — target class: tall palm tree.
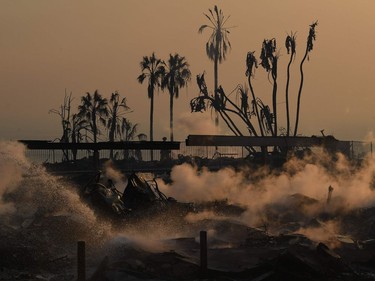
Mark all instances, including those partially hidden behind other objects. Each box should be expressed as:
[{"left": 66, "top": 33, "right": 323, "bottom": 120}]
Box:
[
  {"left": 246, "top": 51, "right": 264, "bottom": 136},
  {"left": 161, "top": 53, "right": 191, "bottom": 141},
  {"left": 78, "top": 90, "right": 108, "bottom": 144},
  {"left": 260, "top": 38, "right": 278, "bottom": 136},
  {"left": 199, "top": 5, "right": 232, "bottom": 126},
  {"left": 137, "top": 53, "right": 164, "bottom": 143},
  {"left": 285, "top": 32, "right": 297, "bottom": 136},
  {"left": 294, "top": 21, "right": 318, "bottom": 136}
]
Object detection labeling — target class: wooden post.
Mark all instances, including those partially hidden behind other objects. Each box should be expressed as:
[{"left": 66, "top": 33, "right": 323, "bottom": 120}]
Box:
[
  {"left": 77, "top": 241, "right": 86, "bottom": 281},
  {"left": 200, "top": 231, "right": 207, "bottom": 275}
]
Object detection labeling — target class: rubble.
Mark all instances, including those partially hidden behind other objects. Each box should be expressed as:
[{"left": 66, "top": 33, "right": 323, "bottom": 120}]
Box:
[{"left": 1, "top": 171, "right": 375, "bottom": 281}]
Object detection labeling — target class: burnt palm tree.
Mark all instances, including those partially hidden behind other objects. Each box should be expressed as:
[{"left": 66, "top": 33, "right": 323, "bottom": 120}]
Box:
[
  {"left": 199, "top": 5, "right": 233, "bottom": 126},
  {"left": 121, "top": 117, "right": 138, "bottom": 160},
  {"left": 70, "top": 113, "right": 89, "bottom": 161},
  {"left": 294, "top": 21, "right": 318, "bottom": 136},
  {"left": 121, "top": 118, "right": 138, "bottom": 141},
  {"left": 285, "top": 32, "right": 297, "bottom": 136},
  {"left": 78, "top": 90, "right": 108, "bottom": 144},
  {"left": 246, "top": 51, "right": 264, "bottom": 136},
  {"left": 137, "top": 53, "right": 164, "bottom": 143},
  {"left": 161, "top": 53, "right": 191, "bottom": 141},
  {"left": 49, "top": 92, "right": 73, "bottom": 161},
  {"left": 260, "top": 38, "right": 278, "bottom": 136},
  {"left": 107, "top": 91, "right": 130, "bottom": 158}
]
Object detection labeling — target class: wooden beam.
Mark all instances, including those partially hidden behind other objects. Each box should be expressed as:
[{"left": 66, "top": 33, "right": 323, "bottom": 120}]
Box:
[
  {"left": 186, "top": 135, "right": 341, "bottom": 147},
  {"left": 18, "top": 140, "right": 180, "bottom": 150}
]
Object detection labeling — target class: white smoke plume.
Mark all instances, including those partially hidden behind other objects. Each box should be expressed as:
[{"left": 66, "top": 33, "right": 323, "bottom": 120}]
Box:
[
  {"left": 103, "top": 160, "right": 127, "bottom": 192},
  {"left": 176, "top": 112, "right": 222, "bottom": 136},
  {"left": 158, "top": 149, "right": 375, "bottom": 227}
]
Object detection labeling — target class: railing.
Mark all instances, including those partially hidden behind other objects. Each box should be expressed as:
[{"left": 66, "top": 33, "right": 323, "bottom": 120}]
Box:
[
  {"left": 24, "top": 143, "right": 245, "bottom": 164},
  {"left": 23, "top": 140, "right": 373, "bottom": 165}
]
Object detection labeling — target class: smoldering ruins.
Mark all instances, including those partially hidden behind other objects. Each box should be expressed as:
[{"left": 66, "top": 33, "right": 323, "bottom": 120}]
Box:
[{"left": 1, "top": 141, "right": 375, "bottom": 281}]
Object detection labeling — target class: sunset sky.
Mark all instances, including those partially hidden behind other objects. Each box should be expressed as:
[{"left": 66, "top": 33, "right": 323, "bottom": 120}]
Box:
[{"left": 1, "top": 1, "right": 375, "bottom": 142}]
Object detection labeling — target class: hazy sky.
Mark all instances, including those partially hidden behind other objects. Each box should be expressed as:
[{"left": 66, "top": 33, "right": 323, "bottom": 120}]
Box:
[{"left": 1, "top": 1, "right": 375, "bottom": 142}]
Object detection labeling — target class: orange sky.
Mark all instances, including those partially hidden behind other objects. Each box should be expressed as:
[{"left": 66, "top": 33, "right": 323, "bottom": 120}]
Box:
[{"left": 1, "top": 1, "right": 375, "bottom": 141}]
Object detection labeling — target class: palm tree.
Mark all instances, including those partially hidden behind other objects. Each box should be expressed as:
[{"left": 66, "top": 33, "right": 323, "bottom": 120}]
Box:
[
  {"left": 260, "top": 38, "right": 278, "bottom": 136},
  {"left": 121, "top": 117, "right": 138, "bottom": 160},
  {"left": 70, "top": 113, "right": 89, "bottom": 161},
  {"left": 199, "top": 5, "right": 233, "bottom": 126},
  {"left": 161, "top": 53, "right": 191, "bottom": 141},
  {"left": 294, "top": 21, "right": 318, "bottom": 136},
  {"left": 137, "top": 53, "right": 164, "bottom": 143},
  {"left": 121, "top": 118, "right": 138, "bottom": 141},
  {"left": 285, "top": 32, "right": 296, "bottom": 136},
  {"left": 246, "top": 51, "right": 264, "bottom": 136},
  {"left": 49, "top": 92, "right": 73, "bottom": 161},
  {"left": 78, "top": 90, "right": 108, "bottom": 143},
  {"left": 107, "top": 91, "right": 130, "bottom": 158}
]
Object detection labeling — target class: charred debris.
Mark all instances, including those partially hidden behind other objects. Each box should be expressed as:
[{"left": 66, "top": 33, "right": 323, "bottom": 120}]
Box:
[{"left": 1, "top": 160, "right": 375, "bottom": 280}]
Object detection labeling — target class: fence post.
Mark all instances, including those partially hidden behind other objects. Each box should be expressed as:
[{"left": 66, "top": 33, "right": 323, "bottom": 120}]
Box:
[
  {"left": 371, "top": 142, "right": 373, "bottom": 157},
  {"left": 77, "top": 241, "right": 86, "bottom": 281},
  {"left": 200, "top": 230, "right": 207, "bottom": 275}
]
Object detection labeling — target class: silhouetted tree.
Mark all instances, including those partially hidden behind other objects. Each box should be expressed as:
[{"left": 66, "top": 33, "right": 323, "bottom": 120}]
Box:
[
  {"left": 70, "top": 113, "right": 89, "bottom": 161},
  {"left": 137, "top": 53, "right": 164, "bottom": 143},
  {"left": 245, "top": 51, "right": 264, "bottom": 136},
  {"left": 121, "top": 117, "right": 138, "bottom": 160},
  {"left": 107, "top": 91, "right": 130, "bottom": 158},
  {"left": 285, "top": 32, "right": 296, "bottom": 136},
  {"left": 121, "top": 118, "right": 138, "bottom": 141},
  {"left": 260, "top": 38, "right": 278, "bottom": 136},
  {"left": 78, "top": 90, "right": 108, "bottom": 144},
  {"left": 161, "top": 53, "right": 191, "bottom": 141},
  {"left": 294, "top": 21, "right": 318, "bottom": 136},
  {"left": 199, "top": 5, "right": 233, "bottom": 126},
  {"left": 191, "top": 22, "right": 318, "bottom": 156},
  {"left": 49, "top": 91, "right": 73, "bottom": 161}
]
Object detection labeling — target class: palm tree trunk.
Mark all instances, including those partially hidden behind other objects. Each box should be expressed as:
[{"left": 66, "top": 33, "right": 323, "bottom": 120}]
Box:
[
  {"left": 150, "top": 92, "right": 154, "bottom": 161},
  {"left": 92, "top": 111, "right": 99, "bottom": 168},
  {"left": 214, "top": 55, "right": 219, "bottom": 126},
  {"left": 109, "top": 119, "right": 116, "bottom": 159},
  {"left": 286, "top": 55, "right": 293, "bottom": 136},
  {"left": 294, "top": 49, "right": 309, "bottom": 136},
  {"left": 272, "top": 78, "right": 278, "bottom": 136},
  {"left": 150, "top": 93, "right": 154, "bottom": 142},
  {"left": 169, "top": 92, "right": 174, "bottom": 141},
  {"left": 248, "top": 76, "right": 264, "bottom": 136},
  {"left": 72, "top": 133, "right": 77, "bottom": 162}
]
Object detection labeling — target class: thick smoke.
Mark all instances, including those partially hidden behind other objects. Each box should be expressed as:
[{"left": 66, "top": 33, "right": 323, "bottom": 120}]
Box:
[
  {"left": 158, "top": 148, "right": 375, "bottom": 228},
  {"left": 176, "top": 112, "right": 222, "bottom": 136},
  {"left": 3, "top": 140, "right": 374, "bottom": 252},
  {"left": 103, "top": 160, "right": 127, "bottom": 192}
]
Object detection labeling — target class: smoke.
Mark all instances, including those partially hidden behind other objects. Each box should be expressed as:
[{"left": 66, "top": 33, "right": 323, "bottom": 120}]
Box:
[
  {"left": 176, "top": 112, "right": 222, "bottom": 136},
  {"left": 103, "top": 160, "right": 127, "bottom": 192},
  {"left": 363, "top": 131, "right": 375, "bottom": 143},
  {"left": 158, "top": 149, "right": 375, "bottom": 228},
  {"left": 3, "top": 140, "right": 375, "bottom": 253},
  {"left": 296, "top": 220, "right": 341, "bottom": 248}
]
